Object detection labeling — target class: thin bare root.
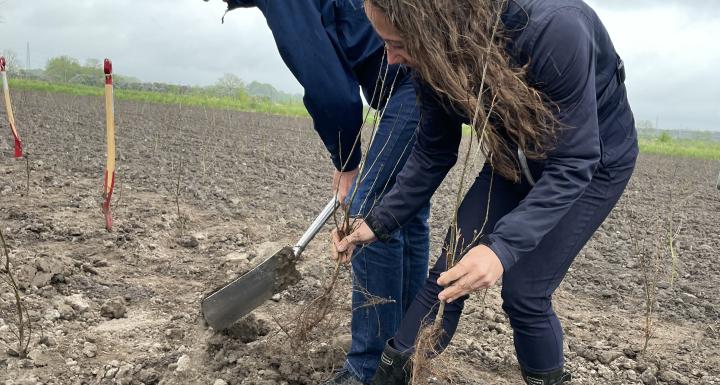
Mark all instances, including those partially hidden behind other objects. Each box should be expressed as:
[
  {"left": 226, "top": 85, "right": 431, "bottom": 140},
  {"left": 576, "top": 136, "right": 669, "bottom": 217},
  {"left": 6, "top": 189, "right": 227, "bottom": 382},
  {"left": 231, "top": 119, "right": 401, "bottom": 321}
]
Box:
[
  {"left": 284, "top": 260, "right": 344, "bottom": 344},
  {"left": 410, "top": 313, "right": 460, "bottom": 385}
]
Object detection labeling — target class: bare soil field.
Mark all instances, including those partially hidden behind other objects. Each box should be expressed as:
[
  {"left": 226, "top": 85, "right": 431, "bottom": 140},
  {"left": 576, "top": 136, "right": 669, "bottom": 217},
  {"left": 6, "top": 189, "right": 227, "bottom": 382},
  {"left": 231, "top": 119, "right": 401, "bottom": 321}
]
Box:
[{"left": 0, "top": 90, "right": 718, "bottom": 385}]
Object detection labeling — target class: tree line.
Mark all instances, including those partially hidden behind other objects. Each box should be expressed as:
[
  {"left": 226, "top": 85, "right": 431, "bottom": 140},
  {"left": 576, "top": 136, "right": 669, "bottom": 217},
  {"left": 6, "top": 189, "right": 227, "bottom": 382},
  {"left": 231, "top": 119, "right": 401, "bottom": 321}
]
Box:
[{"left": 1, "top": 52, "right": 302, "bottom": 105}]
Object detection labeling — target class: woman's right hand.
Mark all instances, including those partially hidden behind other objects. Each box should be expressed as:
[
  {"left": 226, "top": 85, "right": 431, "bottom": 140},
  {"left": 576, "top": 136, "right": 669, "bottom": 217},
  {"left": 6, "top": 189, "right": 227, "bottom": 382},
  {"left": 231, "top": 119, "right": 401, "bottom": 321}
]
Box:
[{"left": 331, "top": 220, "right": 378, "bottom": 263}]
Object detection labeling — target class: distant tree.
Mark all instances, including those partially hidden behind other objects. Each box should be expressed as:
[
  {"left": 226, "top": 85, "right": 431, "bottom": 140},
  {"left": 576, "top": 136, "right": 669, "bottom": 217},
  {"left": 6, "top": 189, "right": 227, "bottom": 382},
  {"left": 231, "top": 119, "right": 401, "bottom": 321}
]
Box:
[
  {"left": 246, "top": 80, "right": 302, "bottom": 104},
  {"left": 214, "top": 73, "right": 245, "bottom": 97},
  {"left": 45, "top": 56, "right": 82, "bottom": 83}
]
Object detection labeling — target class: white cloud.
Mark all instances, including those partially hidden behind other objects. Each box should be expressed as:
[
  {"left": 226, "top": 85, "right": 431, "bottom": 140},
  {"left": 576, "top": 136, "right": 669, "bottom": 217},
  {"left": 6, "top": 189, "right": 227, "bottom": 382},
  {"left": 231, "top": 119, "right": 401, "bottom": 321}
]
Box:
[
  {"left": 1, "top": 0, "right": 301, "bottom": 92},
  {"left": 587, "top": 1, "right": 720, "bottom": 131}
]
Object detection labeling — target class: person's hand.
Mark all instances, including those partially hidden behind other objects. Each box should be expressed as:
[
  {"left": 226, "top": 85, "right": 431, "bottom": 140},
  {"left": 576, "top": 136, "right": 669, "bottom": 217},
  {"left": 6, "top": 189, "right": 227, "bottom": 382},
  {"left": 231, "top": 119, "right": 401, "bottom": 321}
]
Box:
[
  {"left": 437, "top": 245, "right": 504, "bottom": 303},
  {"left": 332, "top": 168, "right": 359, "bottom": 206},
  {"left": 331, "top": 220, "right": 377, "bottom": 263}
]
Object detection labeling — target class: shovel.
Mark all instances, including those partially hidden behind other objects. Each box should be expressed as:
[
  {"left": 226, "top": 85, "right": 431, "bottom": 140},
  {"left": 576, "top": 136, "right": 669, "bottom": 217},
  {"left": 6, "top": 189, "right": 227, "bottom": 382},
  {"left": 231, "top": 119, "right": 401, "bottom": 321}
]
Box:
[{"left": 201, "top": 197, "right": 338, "bottom": 330}]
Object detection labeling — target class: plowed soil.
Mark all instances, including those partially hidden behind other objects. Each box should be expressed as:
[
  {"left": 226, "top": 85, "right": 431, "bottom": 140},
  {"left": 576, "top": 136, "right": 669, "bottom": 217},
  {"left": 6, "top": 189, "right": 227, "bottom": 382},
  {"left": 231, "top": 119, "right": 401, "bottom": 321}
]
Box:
[{"left": 0, "top": 90, "right": 718, "bottom": 385}]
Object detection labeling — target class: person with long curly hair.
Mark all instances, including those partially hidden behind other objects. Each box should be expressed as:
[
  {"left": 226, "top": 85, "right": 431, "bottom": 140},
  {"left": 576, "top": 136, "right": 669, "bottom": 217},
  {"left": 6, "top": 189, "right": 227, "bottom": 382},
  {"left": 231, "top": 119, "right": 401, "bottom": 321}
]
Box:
[{"left": 332, "top": 0, "right": 639, "bottom": 383}]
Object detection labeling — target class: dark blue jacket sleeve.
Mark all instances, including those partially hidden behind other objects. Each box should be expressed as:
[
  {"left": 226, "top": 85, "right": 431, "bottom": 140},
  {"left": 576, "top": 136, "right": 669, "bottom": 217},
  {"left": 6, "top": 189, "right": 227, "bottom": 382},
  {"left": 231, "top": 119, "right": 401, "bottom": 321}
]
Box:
[
  {"left": 488, "top": 8, "right": 602, "bottom": 271},
  {"left": 366, "top": 81, "right": 463, "bottom": 241},
  {"left": 259, "top": 0, "right": 363, "bottom": 171}
]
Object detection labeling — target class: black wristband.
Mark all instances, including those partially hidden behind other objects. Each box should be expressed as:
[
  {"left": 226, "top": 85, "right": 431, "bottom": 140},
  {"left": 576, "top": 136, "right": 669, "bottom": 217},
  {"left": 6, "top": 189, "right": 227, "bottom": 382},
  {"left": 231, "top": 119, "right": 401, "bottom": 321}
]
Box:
[{"left": 365, "top": 212, "right": 393, "bottom": 243}]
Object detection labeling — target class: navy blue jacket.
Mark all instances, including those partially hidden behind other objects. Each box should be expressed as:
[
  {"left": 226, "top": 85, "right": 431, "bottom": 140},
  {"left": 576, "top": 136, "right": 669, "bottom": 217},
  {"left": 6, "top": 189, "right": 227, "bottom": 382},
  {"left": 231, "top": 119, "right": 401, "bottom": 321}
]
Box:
[
  {"left": 226, "top": 0, "right": 391, "bottom": 171},
  {"left": 365, "top": 0, "right": 638, "bottom": 272}
]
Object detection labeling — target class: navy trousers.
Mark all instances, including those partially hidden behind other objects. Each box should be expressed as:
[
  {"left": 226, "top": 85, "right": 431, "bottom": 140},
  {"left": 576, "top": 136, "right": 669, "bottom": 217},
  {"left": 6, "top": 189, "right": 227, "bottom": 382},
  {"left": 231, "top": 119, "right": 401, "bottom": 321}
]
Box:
[{"left": 395, "top": 159, "right": 636, "bottom": 373}]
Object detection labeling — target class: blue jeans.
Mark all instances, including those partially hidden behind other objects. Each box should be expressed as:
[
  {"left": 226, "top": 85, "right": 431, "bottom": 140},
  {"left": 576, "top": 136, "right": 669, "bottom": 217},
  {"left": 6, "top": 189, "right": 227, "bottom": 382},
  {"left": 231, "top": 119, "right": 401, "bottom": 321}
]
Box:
[{"left": 344, "top": 77, "right": 430, "bottom": 383}]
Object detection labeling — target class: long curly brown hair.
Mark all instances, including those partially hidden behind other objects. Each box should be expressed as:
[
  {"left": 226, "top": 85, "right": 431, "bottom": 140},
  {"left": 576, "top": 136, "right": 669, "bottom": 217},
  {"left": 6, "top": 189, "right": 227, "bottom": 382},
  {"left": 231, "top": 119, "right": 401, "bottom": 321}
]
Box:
[{"left": 366, "top": 0, "right": 557, "bottom": 182}]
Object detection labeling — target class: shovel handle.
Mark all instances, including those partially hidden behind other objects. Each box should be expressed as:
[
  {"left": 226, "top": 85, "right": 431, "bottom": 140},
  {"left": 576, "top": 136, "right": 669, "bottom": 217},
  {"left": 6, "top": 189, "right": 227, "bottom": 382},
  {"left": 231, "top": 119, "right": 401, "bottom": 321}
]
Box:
[{"left": 293, "top": 197, "right": 338, "bottom": 257}]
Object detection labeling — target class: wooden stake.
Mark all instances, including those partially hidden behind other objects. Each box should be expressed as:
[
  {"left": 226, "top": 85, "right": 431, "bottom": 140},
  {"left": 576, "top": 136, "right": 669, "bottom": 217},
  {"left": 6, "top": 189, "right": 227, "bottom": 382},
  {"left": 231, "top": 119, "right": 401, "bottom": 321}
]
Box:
[
  {"left": 102, "top": 58, "right": 116, "bottom": 231},
  {"left": 0, "top": 57, "right": 23, "bottom": 158}
]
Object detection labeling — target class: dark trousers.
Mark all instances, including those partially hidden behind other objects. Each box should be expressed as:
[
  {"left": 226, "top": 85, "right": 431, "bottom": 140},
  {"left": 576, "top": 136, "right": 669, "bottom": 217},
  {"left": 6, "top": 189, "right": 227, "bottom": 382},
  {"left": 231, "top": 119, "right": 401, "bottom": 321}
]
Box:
[{"left": 394, "top": 160, "right": 636, "bottom": 372}]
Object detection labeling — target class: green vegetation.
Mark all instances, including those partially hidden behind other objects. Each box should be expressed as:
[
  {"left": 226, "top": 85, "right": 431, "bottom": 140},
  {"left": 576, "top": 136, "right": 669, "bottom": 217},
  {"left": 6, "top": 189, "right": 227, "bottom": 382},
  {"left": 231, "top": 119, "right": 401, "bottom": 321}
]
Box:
[
  {"left": 10, "top": 78, "right": 308, "bottom": 117},
  {"left": 461, "top": 125, "right": 720, "bottom": 160},
  {"left": 4, "top": 54, "right": 307, "bottom": 117},
  {"left": 639, "top": 136, "right": 720, "bottom": 160}
]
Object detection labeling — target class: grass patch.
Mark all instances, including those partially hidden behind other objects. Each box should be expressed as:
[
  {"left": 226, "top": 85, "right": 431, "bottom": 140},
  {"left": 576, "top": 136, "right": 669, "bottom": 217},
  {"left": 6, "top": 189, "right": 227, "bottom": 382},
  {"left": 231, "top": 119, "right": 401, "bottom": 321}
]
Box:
[
  {"left": 463, "top": 125, "right": 720, "bottom": 161},
  {"left": 9, "top": 78, "right": 309, "bottom": 117},
  {"left": 639, "top": 136, "right": 720, "bottom": 160}
]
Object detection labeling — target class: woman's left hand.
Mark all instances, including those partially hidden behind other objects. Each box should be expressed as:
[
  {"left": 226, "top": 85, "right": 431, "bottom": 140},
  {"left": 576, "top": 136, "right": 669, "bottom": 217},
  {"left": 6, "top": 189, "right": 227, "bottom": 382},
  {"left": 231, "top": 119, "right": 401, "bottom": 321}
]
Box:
[{"left": 437, "top": 245, "right": 504, "bottom": 303}]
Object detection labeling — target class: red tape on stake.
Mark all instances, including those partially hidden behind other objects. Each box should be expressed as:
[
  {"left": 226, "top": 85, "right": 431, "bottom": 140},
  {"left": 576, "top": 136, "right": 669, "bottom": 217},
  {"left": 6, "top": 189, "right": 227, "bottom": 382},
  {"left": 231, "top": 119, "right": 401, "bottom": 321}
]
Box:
[
  {"left": 104, "top": 59, "right": 113, "bottom": 85},
  {"left": 14, "top": 138, "right": 22, "bottom": 158},
  {"left": 102, "top": 170, "right": 116, "bottom": 231}
]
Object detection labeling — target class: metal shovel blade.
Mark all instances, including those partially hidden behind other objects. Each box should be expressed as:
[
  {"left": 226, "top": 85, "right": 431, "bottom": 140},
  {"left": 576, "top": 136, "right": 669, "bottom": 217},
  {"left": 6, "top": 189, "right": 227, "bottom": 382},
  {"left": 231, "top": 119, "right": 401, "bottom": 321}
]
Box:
[
  {"left": 200, "top": 197, "right": 337, "bottom": 331},
  {"left": 201, "top": 246, "right": 298, "bottom": 331}
]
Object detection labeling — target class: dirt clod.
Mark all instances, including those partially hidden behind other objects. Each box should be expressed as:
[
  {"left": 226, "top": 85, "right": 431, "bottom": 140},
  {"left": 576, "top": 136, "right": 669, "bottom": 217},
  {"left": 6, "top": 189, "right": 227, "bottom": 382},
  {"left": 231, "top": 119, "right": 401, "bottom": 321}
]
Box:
[
  {"left": 100, "top": 296, "right": 127, "bottom": 319},
  {"left": 272, "top": 246, "right": 301, "bottom": 293},
  {"left": 224, "top": 314, "right": 270, "bottom": 343},
  {"left": 176, "top": 235, "right": 199, "bottom": 248}
]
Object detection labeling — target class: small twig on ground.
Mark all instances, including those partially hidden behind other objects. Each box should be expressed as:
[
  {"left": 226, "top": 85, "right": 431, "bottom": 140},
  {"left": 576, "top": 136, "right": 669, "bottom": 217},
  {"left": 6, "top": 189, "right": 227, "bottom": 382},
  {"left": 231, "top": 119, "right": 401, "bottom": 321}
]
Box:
[{"left": 0, "top": 227, "right": 33, "bottom": 358}]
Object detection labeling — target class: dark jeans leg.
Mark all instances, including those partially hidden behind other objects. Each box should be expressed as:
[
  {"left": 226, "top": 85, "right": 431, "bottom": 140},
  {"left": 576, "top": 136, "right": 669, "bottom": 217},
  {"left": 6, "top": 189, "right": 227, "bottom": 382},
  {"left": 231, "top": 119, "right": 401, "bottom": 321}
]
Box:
[
  {"left": 503, "top": 163, "right": 635, "bottom": 372},
  {"left": 345, "top": 78, "right": 428, "bottom": 383}
]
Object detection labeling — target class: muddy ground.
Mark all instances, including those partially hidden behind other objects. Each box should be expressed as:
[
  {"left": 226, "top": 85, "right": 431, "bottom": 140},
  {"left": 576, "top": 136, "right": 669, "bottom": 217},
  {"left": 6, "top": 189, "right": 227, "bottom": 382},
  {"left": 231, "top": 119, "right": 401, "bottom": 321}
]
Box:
[{"left": 0, "top": 90, "right": 718, "bottom": 385}]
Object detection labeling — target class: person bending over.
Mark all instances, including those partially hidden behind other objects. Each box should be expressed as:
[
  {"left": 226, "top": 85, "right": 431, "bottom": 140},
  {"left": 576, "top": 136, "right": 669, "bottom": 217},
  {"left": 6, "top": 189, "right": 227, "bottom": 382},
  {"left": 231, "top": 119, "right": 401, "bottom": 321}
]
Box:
[{"left": 334, "top": 1, "right": 638, "bottom": 384}]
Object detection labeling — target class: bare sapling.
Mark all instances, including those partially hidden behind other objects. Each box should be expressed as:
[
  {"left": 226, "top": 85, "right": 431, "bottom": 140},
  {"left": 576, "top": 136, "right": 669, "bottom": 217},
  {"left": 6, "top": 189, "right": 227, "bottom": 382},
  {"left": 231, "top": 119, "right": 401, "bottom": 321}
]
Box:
[
  {"left": 25, "top": 151, "right": 30, "bottom": 192},
  {"left": 200, "top": 105, "right": 219, "bottom": 177},
  {"left": 410, "top": 117, "right": 494, "bottom": 385},
  {"left": 626, "top": 205, "right": 662, "bottom": 354},
  {"left": 0, "top": 227, "right": 33, "bottom": 358},
  {"left": 23, "top": 151, "right": 30, "bottom": 198},
  {"left": 174, "top": 156, "right": 189, "bottom": 236},
  {"left": 410, "top": 14, "right": 502, "bottom": 378},
  {"left": 663, "top": 167, "right": 700, "bottom": 289},
  {"left": 665, "top": 180, "right": 682, "bottom": 287},
  {"left": 624, "top": 168, "right": 697, "bottom": 353}
]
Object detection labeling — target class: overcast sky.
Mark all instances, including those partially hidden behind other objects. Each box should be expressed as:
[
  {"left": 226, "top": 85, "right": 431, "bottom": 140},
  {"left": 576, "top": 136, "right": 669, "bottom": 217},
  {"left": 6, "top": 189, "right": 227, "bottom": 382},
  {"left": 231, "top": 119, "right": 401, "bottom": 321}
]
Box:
[{"left": 1, "top": 0, "right": 718, "bottom": 131}]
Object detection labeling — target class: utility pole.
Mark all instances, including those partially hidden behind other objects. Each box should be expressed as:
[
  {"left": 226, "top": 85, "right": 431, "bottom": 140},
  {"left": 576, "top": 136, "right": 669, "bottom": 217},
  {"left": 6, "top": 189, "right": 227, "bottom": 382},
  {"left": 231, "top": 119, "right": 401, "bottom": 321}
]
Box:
[{"left": 25, "top": 42, "right": 30, "bottom": 70}]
